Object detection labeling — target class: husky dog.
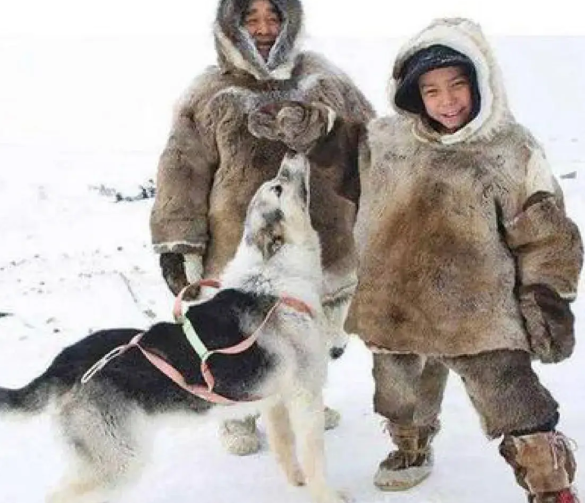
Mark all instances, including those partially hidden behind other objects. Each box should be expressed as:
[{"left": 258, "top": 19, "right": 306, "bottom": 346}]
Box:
[{"left": 0, "top": 153, "right": 347, "bottom": 503}]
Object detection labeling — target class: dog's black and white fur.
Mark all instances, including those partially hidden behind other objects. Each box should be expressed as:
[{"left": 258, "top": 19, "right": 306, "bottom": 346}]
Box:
[{"left": 0, "top": 153, "right": 347, "bottom": 503}]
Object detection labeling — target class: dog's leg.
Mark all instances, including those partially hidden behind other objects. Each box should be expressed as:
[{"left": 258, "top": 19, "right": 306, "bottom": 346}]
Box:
[
  {"left": 48, "top": 387, "right": 145, "bottom": 503},
  {"left": 48, "top": 473, "right": 110, "bottom": 503},
  {"left": 286, "top": 389, "right": 349, "bottom": 503},
  {"left": 264, "top": 401, "right": 305, "bottom": 486}
]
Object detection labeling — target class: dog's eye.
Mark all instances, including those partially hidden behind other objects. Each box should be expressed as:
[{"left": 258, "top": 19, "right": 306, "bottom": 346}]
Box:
[{"left": 271, "top": 184, "right": 283, "bottom": 197}]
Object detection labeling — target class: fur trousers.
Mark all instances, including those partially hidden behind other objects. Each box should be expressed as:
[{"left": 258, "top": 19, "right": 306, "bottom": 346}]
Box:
[{"left": 372, "top": 349, "right": 559, "bottom": 438}]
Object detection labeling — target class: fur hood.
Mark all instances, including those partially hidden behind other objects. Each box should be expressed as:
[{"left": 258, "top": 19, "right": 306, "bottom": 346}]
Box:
[
  {"left": 389, "top": 17, "right": 513, "bottom": 145},
  {"left": 214, "top": 0, "right": 304, "bottom": 81}
]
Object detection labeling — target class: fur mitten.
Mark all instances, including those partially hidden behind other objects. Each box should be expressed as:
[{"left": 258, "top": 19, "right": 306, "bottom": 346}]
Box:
[
  {"left": 519, "top": 283, "right": 575, "bottom": 363},
  {"left": 247, "top": 102, "right": 281, "bottom": 142},
  {"left": 275, "top": 101, "right": 335, "bottom": 152},
  {"left": 159, "top": 252, "right": 202, "bottom": 300},
  {"left": 248, "top": 101, "right": 335, "bottom": 153}
]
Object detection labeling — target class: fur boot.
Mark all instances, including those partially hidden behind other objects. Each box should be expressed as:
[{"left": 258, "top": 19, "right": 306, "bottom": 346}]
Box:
[
  {"left": 220, "top": 407, "right": 340, "bottom": 456},
  {"left": 324, "top": 405, "right": 341, "bottom": 430},
  {"left": 374, "top": 420, "right": 440, "bottom": 491},
  {"left": 219, "top": 415, "right": 262, "bottom": 456},
  {"left": 499, "top": 431, "right": 579, "bottom": 503}
]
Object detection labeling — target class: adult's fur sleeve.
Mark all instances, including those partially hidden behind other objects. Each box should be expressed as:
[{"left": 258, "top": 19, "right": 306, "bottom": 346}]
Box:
[{"left": 150, "top": 77, "right": 220, "bottom": 255}]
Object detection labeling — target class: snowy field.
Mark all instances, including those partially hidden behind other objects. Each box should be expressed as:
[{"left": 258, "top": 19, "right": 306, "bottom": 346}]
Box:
[{"left": 0, "top": 33, "right": 583, "bottom": 503}]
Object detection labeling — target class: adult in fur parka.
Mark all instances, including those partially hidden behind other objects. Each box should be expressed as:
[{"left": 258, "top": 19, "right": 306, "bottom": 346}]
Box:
[
  {"left": 334, "top": 18, "right": 581, "bottom": 503},
  {"left": 149, "top": 0, "right": 374, "bottom": 456}
]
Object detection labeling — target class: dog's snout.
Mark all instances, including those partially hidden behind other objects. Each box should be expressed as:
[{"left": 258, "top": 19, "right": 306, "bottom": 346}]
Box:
[
  {"left": 329, "top": 346, "right": 345, "bottom": 360},
  {"left": 278, "top": 153, "right": 309, "bottom": 178},
  {"left": 275, "top": 153, "right": 310, "bottom": 206}
]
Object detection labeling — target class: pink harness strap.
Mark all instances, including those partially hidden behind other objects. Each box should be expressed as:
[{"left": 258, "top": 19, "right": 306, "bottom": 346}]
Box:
[
  {"left": 172, "top": 281, "right": 314, "bottom": 393},
  {"left": 195, "top": 299, "right": 282, "bottom": 394},
  {"left": 280, "top": 295, "right": 314, "bottom": 317},
  {"left": 172, "top": 279, "right": 221, "bottom": 322},
  {"left": 128, "top": 333, "right": 238, "bottom": 405},
  {"left": 81, "top": 280, "right": 314, "bottom": 405},
  {"left": 173, "top": 281, "right": 314, "bottom": 322}
]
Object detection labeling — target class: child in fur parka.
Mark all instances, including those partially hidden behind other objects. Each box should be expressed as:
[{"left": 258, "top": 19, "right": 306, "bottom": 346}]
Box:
[{"left": 339, "top": 18, "right": 582, "bottom": 503}]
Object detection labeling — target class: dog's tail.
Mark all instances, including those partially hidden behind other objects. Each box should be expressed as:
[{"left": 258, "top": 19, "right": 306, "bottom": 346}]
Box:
[{"left": 0, "top": 377, "right": 56, "bottom": 415}]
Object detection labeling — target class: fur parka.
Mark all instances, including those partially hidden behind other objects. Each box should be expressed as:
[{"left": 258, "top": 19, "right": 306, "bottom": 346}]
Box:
[
  {"left": 346, "top": 18, "right": 583, "bottom": 356},
  {"left": 150, "top": 0, "right": 374, "bottom": 301}
]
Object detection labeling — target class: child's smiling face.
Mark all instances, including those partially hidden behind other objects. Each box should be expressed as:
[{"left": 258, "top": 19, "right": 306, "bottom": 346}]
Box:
[{"left": 418, "top": 65, "right": 473, "bottom": 133}]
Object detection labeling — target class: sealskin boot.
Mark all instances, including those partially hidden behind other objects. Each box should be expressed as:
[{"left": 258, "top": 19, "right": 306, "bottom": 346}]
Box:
[
  {"left": 499, "top": 430, "right": 579, "bottom": 503},
  {"left": 374, "top": 420, "right": 440, "bottom": 491}
]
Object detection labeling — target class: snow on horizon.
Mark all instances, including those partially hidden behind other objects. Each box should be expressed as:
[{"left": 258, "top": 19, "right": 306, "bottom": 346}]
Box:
[{"left": 0, "top": 34, "right": 583, "bottom": 502}]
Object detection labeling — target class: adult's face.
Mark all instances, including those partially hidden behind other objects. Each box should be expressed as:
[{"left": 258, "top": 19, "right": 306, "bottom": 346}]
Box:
[{"left": 243, "top": 0, "right": 281, "bottom": 60}]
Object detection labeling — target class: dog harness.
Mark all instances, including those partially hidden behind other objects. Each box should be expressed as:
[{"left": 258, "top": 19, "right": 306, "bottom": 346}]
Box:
[{"left": 81, "top": 280, "right": 314, "bottom": 405}]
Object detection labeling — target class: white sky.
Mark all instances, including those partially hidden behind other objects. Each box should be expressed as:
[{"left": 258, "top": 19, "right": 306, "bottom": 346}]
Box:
[{"left": 1, "top": 0, "right": 585, "bottom": 38}]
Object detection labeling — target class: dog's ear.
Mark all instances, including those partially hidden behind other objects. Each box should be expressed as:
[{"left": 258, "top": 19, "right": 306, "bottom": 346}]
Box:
[{"left": 247, "top": 210, "right": 285, "bottom": 260}]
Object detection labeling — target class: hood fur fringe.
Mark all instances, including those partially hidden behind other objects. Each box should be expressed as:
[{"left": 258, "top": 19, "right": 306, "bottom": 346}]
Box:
[
  {"left": 214, "top": 0, "right": 304, "bottom": 81},
  {"left": 389, "top": 17, "right": 514, "bottom": 145}
]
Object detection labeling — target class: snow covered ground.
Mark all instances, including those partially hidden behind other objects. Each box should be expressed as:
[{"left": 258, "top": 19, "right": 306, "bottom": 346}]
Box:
[{"left": 0, "top": 33, "right": 583, "bottom": 503}]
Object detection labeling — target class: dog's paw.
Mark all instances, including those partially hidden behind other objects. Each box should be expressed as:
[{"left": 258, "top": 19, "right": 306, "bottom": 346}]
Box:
[
  {"left": 336, "top": 490, "right": 354, "bottom": 503},
  {"left": 314, "top": 488, "right": 353, "bottom": 503},
  {"left": 285, "top": 465, "right": 306, "bottom": 486}
]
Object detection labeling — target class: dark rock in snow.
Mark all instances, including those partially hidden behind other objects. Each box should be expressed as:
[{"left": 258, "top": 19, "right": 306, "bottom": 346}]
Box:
[{"left": 89, "top": 180, "right": 156, "bottom": 202}]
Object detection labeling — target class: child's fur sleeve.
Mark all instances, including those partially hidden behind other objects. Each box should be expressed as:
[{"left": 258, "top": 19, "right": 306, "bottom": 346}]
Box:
[
  {"left": 504, "top": 148, "right": 583, "bottom": 363},
  {"left": 504, "top": 150, "right": 583, "bottom": 300}
]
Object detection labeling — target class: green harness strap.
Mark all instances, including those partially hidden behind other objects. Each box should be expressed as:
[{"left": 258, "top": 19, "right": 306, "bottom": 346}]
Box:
[{"left": 178, "top": 314, "right": 211, "bottom": 363}]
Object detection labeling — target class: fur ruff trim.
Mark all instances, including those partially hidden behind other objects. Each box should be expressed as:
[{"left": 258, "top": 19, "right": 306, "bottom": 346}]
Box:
[
  {"left": 214, "top": 0, "right": 304, "bottom": 80},
  {"left": 388, "top": 17, "right": 513, "bottom": 145}
]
